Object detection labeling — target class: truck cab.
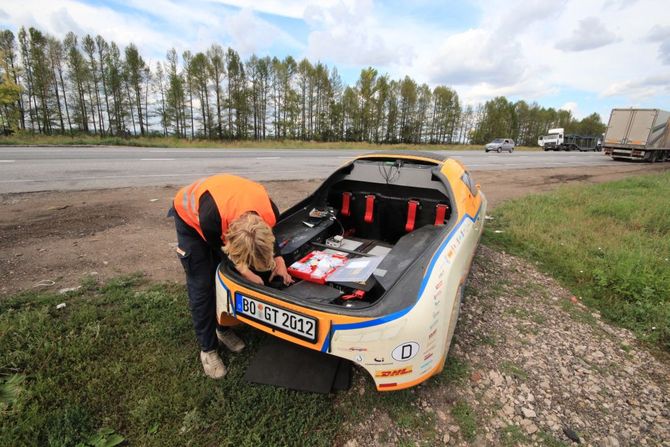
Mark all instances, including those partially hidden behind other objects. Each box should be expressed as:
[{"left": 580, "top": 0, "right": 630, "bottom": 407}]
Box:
[{"left": 539, "top": 128, "right": 564, "bottom": 150}]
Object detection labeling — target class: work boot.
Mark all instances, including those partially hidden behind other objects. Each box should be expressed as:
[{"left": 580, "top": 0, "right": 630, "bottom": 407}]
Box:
[
  {"left": 200, "top": 350, "right": 227, "bottom": 379},
  {"left": 217, "top": 329, "right": 246, "bottom": 353}
]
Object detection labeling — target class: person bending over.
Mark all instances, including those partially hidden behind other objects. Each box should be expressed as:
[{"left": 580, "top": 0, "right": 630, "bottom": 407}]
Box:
[{"left": 169, "top": 174, "right": 292, "bottom": 379}]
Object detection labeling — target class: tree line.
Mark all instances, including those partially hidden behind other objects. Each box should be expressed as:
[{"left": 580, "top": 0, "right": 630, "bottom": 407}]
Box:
[{"left": 0, "top": 26, "right": 606, "bottom": 145}]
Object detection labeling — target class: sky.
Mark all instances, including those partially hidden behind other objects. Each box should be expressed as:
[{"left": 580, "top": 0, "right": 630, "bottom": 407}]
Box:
[{"left": 1, "top": 0, "right": 668, "bottom": 121}]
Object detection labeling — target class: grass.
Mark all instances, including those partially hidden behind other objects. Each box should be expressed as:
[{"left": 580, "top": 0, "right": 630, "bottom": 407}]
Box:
[
  {"left": 451, "top": 401, "right": 477, "bottom": 441},
  {"left": 432, "top": 355, "right": 470, "bottom": 385},
  {"left": 484, "top": 171, "right": 670, "bottom": 351},
  {"left": 475, "top": 333, "right": 498, "bottom": 346},
  {"left": 0, "top": 275, "right": 343, "bottom": 446},
  {"left": 506, "top": 307, "right": 546, "bottom": 325},
  {"left": 0, "top": 133, "right": 539, "bottom": 151},
  {"left": 1, "top": 275, "right": 464, "bottom": 446},
  {"left": 500, "top": 424, "right": 527, "bottom": 446},
  {"left": 559, "top": 300, "right": 599, "bottom": 327},
  {"left": 500, "top": 361, "right": 528, "bottom": 381},
  {"left": 538, "top": 431, "right": 570, "bottom": 447}
]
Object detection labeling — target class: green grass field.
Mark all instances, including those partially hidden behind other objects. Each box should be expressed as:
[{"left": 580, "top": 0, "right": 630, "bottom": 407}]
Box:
[
  {"left": 0, "top": 276, "right": 341, "bottom": 446},
  {"left": 484, "top": 171, "right": 670, "bottom": 351},
  {"left": 0, "top": 275, "right": 458, "bottom": 446},
  {"left": 0, "top": 133, "right": 539, "bottom": 152}
]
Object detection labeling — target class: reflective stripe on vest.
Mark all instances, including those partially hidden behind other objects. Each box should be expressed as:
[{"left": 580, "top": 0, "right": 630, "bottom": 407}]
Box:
[{"left": 184, "top": 178, "right": 206, "bottom": 220}]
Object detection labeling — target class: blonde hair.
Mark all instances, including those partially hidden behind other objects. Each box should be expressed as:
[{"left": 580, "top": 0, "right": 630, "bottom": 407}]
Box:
[{"left": 223, "top": 213, "right": 276, "bottom": 272}]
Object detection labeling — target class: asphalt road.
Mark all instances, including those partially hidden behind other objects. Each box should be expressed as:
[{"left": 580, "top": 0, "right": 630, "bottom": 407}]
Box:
[{"left": 0, "top": 146, "right": 617, "bottom": 193}]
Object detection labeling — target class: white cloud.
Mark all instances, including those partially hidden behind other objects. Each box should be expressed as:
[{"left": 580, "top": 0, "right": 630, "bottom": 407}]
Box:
[
  {"left": 223, "top": 8, "right": 303, "bottom": 56},
  {"left": 416, "top": 0, "right": 567, "bottom": 99},
  {"left": 425, "top": 29, "right": 524, "bottom": 86},
  {"left": 303, "top": 0, "right": 403, "bottom": 66},
  {"left": 0, "top": 0, "right": 186, "bottom": 59},
  {"left": 659, "top": 41, "right": 670, "bottom": 64},
  {"left": 0, "top": 0, "right": 304, "bottom": 64},
  {"left": 495, "top": 0, "right": 568, "bottom": 34},
  {"left": 646, "top": 24, "right": 670, "bottom": 41},
  {"left": 603, "top": 74, "right": 670, "bottom": 99},
  {"left": 560, "top": 101, "right": 579, "bottom": 116},
  {"left": 646, "top": 24, "right": 670, "bottom": 64},
  {"left": 556, "top": 17, "right": 620, "bottom": 51},
  {"left": 603, "top": 0, "right": 639, "bottom": 9},
  {"left": 210, "top": 0, "right": 312, "bottom": 19}
]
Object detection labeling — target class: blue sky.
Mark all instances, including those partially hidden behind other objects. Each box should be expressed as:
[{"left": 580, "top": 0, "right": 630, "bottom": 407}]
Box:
[{"left": 1, "top": 0, "right": 668, "bottom": 121}]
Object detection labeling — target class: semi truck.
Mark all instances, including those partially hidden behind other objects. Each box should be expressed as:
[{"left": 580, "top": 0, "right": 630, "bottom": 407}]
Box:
[
  {"left": 538, "top": 128, "right": 600, "bottom": 151},
  {"left": 603, "top": 108, "right": 670, "bottom": 162}
]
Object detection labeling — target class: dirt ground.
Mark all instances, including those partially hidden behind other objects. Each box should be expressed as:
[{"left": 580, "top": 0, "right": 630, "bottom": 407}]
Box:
[{"left": 1, "top": 163, "right": 669, "bottom": 297}]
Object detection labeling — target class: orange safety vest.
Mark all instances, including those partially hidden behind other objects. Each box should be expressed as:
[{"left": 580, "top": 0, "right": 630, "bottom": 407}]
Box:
[{"left": 173, "top": 174, "right": 277, "bottom": 241}]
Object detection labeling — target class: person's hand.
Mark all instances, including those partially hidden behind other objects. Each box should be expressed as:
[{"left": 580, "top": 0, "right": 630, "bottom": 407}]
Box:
[
  {"left": 238, "top": 264, "right": 264, "bottom": 285},
  {"left": 270, "top": 256, "right": 294, "bottom": 286}
]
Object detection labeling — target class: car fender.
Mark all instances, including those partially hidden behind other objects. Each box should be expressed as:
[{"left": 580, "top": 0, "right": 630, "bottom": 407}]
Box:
[{"left": 329, "top": 199, "right": 486, "bottom": 390}]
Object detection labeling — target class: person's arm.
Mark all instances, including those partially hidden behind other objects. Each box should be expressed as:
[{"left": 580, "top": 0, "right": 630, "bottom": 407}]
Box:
[
  {"left": 198, "top": 192, "right": 223, "bottom": 249},
  {"left": 268, "top": 199, "right": 293, "bottom": 285},
  {"left": 270, "top": 200, "right": 281, "bottom": 255},
  {"left": 235, "top": 264, "right": 264, "bottom": 285}
]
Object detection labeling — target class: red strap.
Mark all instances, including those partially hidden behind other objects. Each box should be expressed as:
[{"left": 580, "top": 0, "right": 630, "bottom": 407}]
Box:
[
  {"left": 435, "top": 204, "right": 448, "bottom": 225},
  {"left": 364, "top": 195, "right": 375, "bottom": 223},
  {"left": 341, "top": 290, "right": 366, "bottom": 301},
  {"left": 405, "top": 200, "right": 419, "bottom": 232},
  {"left": 341, "top": 192, "right": 352, "bottom": 216}
]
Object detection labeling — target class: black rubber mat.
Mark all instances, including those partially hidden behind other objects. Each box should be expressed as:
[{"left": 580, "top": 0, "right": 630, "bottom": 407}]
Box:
[
  {"left": 332, "top": 357, "right": 352, "bottom": 391},
  {"left": 245, "top": 337, "right": 351, "bottom": 393}
]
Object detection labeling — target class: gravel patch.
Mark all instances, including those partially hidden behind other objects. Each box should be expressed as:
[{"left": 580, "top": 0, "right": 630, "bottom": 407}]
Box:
[{"left": 340, "top": 245, "right": 669, "bottom": 446}]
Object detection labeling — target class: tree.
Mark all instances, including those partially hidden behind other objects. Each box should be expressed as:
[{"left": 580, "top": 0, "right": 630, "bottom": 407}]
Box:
[
  {"left": 0, "top": 30, "right": 24, "bottom": 130},
  {"left": 296, "top": 58, "right": 312, "bottom": 140},
  {"left": 208, "top": 44, "right": 225, "bottom": 139},
  {"left": 124, "top": 43, "right": 147, "bottom": 135},
  {"left": 357, "top": 67, "right": 378, "bottom": 142},
  {"left": 576, "top": 113, "right": 606, "bottom": 136},
  {"left": 471, "top": 97, "right": 516, "bottom": 144},
  {"left": 47, "top": 36, "right": 68, "bottom": 132},
  {"left": 327, "top": 66, "right": 344, "bottom": 141},
  {"left": 398, "top": 76, "right": 418, "bottom": 143},
  {"left": 226, "top": 48, "right": 246, "bottom": 139},
  {"left": 64, "top": 32, "right": 90, "bottom": 132},
  {"left": 190, "top": 52, "right": 212, "bottom": 138},
  {"left": 0, "top": 53, "right": 21, "bottom": 133},
  {"left": 28, "top": 28, "right": 58, "bottom": 133},
  {"left": 95, "top": 35, "right": 112, "bottom": 134},
  {"left": 153, "top": 62, "right": 168, "bottom": 136},
  {"left": 105, "top": 42, "right": 126, "bottom": 134},
  {"left": 165, "top": 48, "right": 185, "bottom": 137},
  {"left": 83, "top": 35, "right": 104, "bottom": 134},
  {"left": 415, "top": 84, "right": 432, "bottom": 143}
]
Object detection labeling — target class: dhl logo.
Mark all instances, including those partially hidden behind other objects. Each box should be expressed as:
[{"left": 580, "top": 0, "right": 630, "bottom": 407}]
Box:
[{"left": 375, "top": 367, "right": 413, "bottom": 377}]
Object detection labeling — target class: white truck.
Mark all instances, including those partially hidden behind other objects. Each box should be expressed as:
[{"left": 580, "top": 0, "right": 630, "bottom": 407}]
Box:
[
  {"left": 538, "top": 128, "right": 563, "bottom": 149},
  {"left": 603, "top": 108, "right": 670, "bottom": 162},
  {"left": 538, "top": 128, "right": 600, "bottom": 151}
]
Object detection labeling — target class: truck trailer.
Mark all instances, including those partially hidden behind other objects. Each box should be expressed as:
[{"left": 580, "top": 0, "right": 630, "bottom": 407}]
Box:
[
  {"left": 538, "top": 128, "right": 600, "bottom": 151},
  {"left": 603, "top": 108, "right": 670, "bottom": 162}
]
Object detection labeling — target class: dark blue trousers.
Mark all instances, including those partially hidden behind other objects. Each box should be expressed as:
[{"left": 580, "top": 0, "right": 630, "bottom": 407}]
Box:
[{"left": 173, "top": 212, "right": 225, "bottom": 352}]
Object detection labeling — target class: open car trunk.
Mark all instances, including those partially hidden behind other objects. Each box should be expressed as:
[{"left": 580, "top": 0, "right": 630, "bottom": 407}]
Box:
[{"left": 219, "top": 154, "right": 458, "bottom": 317}]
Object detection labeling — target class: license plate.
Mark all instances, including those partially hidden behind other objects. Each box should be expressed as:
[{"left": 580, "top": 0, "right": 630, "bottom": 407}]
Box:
[{"left": 235, "top": 294, "right": 318, "bottom": 343}]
